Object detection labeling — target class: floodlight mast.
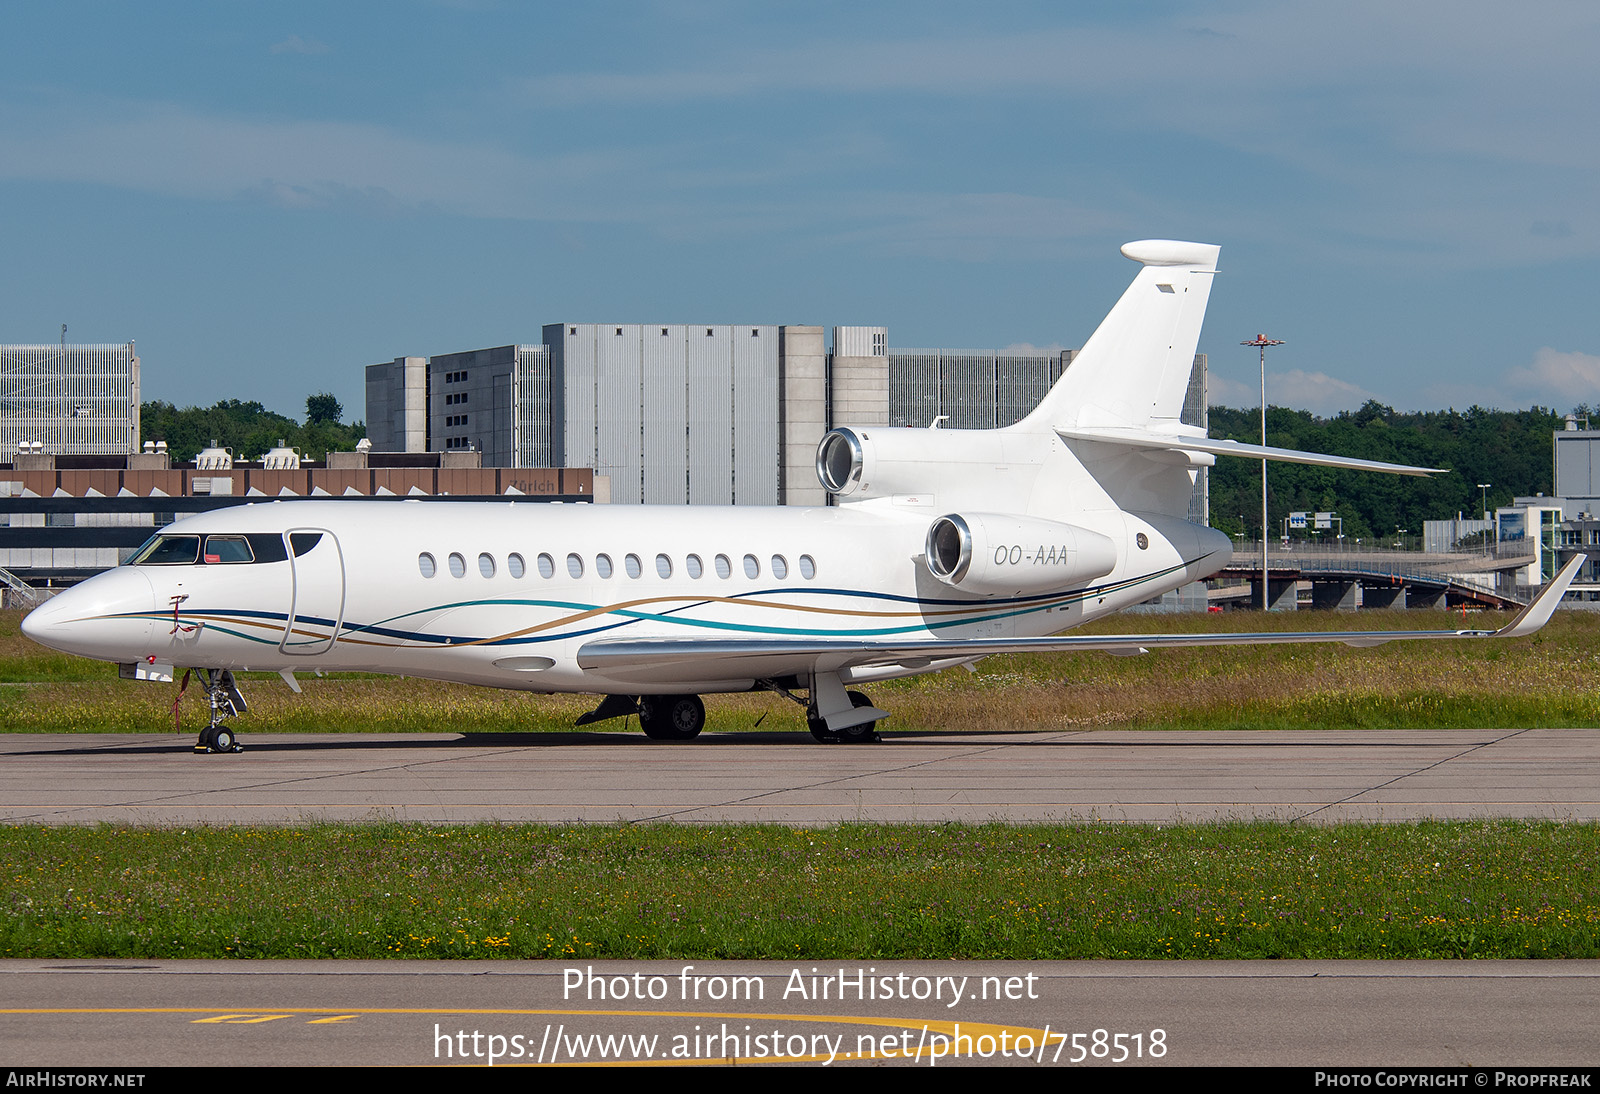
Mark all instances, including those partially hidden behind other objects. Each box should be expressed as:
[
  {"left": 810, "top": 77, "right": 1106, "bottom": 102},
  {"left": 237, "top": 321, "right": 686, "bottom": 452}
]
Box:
[{"left": 1242, "top": 334, "right": 1286, "bottom": 610}]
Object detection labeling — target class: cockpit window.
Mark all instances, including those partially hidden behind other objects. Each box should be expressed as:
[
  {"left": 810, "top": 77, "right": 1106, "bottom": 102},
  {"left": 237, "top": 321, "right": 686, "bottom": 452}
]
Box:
[
  {"left": 128, "top": 531, "right": 290, "bottom": 566},
  {"left": 203, "top": 535, "right": 254, "bottom": 564},
  {"left": 128, "top": 534, "right": 199, "bottom": 565}
]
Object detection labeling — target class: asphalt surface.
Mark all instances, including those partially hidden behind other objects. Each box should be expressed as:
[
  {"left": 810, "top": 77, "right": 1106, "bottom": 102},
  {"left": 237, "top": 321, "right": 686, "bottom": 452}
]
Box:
[
  {"left": 5, "top": 958, "right": 1598, "bottom": 1067},
  {"left": 5, "top": 729, "right": 1598, "bottom": 1068},
  {"left": 1, "top": 726, "right": 1598, "bottom": 824}
]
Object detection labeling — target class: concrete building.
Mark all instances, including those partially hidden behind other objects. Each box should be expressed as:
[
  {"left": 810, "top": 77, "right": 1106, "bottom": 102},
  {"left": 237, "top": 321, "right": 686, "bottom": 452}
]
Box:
[
  {"left": 363, "top": 356, "right": 426, "bottom": 454},
  {"left": 0, "top": 342, "right": 140, "bottom": 456}
]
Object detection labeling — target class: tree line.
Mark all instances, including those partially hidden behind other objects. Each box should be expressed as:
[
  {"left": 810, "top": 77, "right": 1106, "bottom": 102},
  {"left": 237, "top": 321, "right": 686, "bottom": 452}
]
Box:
[
  {"left": 1208, "top": 401, "right": 1563, "bottom": 543},
  {"left": 140, "top": 393, "right": 365, "bottom": 465}
]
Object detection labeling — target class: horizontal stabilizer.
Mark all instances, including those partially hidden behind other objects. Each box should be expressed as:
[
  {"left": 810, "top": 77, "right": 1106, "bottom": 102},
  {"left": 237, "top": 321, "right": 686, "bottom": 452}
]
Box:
[
  {"left": 578, "top": 557, "right": 1581, "bottom": 677},
  {"left": 1055, "top": 426, "right": 1446, "bottom": 477}
]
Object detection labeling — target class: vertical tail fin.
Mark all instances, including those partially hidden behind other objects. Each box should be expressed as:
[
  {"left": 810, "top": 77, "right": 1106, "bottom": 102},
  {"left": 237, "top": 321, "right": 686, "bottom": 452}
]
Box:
[{"left": 1015, "top": 240, "right": 1219, "bottom": 432}]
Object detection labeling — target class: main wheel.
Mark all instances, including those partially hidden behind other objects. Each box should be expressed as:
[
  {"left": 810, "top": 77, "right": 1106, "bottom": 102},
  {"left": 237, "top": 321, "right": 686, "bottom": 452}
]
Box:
[
  {"left": 836, "top": 691, "right": 879, "bottom": 743},
  {"left": 640, "top": 695, "right": 705, "bottom": 740},
  {"left": 809, "top": 692, "right": 879, "bottom": 744}
]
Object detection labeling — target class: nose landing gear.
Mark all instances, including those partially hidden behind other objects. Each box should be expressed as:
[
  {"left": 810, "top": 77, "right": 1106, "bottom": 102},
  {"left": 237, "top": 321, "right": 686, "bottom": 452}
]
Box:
[{"left": 192, "top": 669, "right": 247, "bottom": 754}]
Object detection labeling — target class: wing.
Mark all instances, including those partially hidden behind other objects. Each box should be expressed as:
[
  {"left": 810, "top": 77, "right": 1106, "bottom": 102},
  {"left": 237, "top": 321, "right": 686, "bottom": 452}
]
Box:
[{"left": 577, "top": 556, "right": 1581, "bottom": 681}]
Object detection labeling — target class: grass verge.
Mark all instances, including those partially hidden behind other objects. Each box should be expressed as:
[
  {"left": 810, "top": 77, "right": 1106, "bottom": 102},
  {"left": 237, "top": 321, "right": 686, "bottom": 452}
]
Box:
[
  {"left": 1, "top": 608, "right": 1598, "bottom": 734},
  {"left": 4, "top": 821, "right": 1596, "bottom": 960}
]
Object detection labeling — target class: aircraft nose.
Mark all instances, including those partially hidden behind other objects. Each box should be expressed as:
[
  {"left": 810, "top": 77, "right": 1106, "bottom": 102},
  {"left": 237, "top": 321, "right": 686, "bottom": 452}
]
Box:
[{"left": 20, "top": 568, "right": 157, "bottom": 660}]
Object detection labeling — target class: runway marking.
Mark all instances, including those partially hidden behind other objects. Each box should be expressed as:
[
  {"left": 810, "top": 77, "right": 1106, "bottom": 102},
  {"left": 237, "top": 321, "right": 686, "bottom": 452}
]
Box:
[
  {"left": 3, "top": 1006, "right": 1056, "bottom": 1064},
  {"left": 193, "top": 1013, "right": 293, "bottom": 1024}
]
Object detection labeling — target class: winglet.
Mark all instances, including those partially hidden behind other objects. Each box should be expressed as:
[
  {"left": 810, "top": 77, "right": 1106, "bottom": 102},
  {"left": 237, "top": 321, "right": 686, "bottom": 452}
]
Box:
[{"left": 1494, "top": 555, "right": 1584, "bottom": 639}]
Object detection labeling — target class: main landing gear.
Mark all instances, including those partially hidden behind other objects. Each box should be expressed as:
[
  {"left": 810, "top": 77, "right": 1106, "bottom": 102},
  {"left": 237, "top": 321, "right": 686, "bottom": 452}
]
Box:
[
  {"left": 193, "top": 669, "right": 247, "bottom": 754},
  {"left": 575, "top": 694, "right": 706, "bottom": 740},
  {"left": 808, "top": 691, "right": 879, "bottom": 744},
  {"left": 573, "top": 672, "right": 887, "bottom": 744}
]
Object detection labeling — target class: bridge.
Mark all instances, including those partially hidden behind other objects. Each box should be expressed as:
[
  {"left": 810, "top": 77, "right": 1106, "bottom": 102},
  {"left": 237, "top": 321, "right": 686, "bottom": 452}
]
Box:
[{"left": 1215, "top": 545, "right": 1537, "bottom": 610}]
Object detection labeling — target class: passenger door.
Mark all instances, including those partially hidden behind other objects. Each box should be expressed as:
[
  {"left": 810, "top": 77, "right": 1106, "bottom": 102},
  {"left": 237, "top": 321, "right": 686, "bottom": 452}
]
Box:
[{"left": 281, "top": 529, "right": 346, "bottom": 655}]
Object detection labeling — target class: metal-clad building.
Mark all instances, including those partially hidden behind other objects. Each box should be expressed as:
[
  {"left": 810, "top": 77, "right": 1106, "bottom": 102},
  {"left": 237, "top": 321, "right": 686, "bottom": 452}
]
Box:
[
  {"left": 545, "top": 324, "right": 778, "bottom": 505},
  {"left": 512, "top": 344, "right": 552, "bottom": 468},
  {"left": 0, "top": 343, "right": 140, "bottom": 455},
  {"left": 887, "top": 349, "right": 1069, "bottom": 429},
  {"left": 1554, "top": 428, "right": 1600, "bottom": 518}
]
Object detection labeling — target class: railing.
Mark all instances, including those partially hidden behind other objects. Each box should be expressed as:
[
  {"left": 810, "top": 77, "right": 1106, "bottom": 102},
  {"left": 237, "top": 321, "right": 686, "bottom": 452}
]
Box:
[{"left": 0, "top": 564, "right": 40, "bottom": 606}]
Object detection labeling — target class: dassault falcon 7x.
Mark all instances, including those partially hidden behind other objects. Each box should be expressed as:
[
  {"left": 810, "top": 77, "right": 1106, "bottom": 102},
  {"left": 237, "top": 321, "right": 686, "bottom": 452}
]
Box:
[{"left": 21, "top": 240, "right": 1582, "bottom": 752}]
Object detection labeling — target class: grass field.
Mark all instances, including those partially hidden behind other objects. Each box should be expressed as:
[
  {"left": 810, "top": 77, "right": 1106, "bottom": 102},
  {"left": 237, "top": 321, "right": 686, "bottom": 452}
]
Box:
[
  {"left": 4, "top": 822, "right": 1596, "bottom": 960},
  {"left": 1, "top": 606, "right": 1596, "bottom": 735},
  {"left": 3, "top": 605, "right": 1596, "bottom": 961}
]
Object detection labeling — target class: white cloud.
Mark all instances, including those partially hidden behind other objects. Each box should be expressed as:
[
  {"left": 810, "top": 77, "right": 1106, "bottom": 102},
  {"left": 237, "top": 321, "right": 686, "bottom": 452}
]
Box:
[
  {"left": 1505, "top": 348, "right": 1600, "bottom": 406},
  {"left": 0, "top": 99, "right": 626, "bottom": 221},
  {"left": 1208, "top": 369, "right": 1375, "bottom": 417}
]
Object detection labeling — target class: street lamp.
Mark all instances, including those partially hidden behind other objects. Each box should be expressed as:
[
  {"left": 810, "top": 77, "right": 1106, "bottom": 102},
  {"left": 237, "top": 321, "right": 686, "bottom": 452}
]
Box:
[
  {"left": 1242, "top": 334, "right": 1285, "bottom": 609},
  {"left": 1478, "top": 483, "right": 1491, "bottom": 521}
]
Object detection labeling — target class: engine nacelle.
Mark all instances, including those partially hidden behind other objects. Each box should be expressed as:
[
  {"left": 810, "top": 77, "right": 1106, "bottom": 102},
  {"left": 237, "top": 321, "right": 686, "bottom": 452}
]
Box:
[
  {"left": 924, "top": 512, "right": 1118, "bottom": 596},
  {"left": 816, "top": 426, "right": 1023, "bottom": 504}
]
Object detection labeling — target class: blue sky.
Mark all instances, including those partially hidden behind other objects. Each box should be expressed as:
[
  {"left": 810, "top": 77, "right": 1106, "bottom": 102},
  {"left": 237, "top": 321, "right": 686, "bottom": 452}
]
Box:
[{"left": 3, "top": 1, "right": 1598, "bottom": 421}]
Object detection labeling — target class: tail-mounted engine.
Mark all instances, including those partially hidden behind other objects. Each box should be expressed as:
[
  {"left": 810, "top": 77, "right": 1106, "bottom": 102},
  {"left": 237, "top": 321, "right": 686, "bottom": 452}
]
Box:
[
  {"left": 924, "top": 512, "right": 1117, "bottom": 596},
  {"left": 816, "top": 426, "right": 1026, "bottom": 506}
]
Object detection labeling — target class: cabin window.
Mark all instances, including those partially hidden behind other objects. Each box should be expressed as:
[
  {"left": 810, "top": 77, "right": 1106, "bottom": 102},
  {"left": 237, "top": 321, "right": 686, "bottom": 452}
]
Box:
[
  {"left": 507, "top": 553, "right": 525, "bottom": 579},
  {"left": 686, "top": 554, "right": 703, "bottom": 579},
  {"left": 537, "top": 553, "right": 555, "bottom": 579},
  {"left": 478, "top": 553, "right": 496, "bottom": 579},
  {"left": 566, "top": 553, "right": 584, "bottom": 579},
  {"left": 655, "top": 553, "right": 673, "bottom": 579},
  {"left": 448, "top": 552, "right": 466, "bottom": 578},
  {"left": 714, "top": 554, "right": 732, "bottom": 579},
  {"left": 418, "top": 552, "right": 437, "bottom": 578},
  {"left": 743, "top": 554, "right": 759, "bottom": 579},
  {"left": 596, "top": 554, "right": 614, "bottom": 579},
  {"left": 799, "top": 554, "right": 816, "bottom": 579},
  {"left": 770, "top": 555, "right": 788, "bottom": 579},
  {"left": 625, "top": 553, "right": 643, "bottom": 579}
]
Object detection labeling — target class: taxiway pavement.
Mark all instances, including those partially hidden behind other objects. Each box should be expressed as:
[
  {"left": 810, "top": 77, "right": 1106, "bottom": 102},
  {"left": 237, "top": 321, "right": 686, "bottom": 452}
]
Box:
[{"left": 2, "top": 727, "right": 1597, "bottom": 825}]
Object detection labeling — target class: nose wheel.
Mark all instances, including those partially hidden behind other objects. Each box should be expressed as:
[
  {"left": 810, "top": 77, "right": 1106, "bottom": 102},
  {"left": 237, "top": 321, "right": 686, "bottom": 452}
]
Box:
[{"left": 192, "top": 670, "right": 247, "bottom": 754}]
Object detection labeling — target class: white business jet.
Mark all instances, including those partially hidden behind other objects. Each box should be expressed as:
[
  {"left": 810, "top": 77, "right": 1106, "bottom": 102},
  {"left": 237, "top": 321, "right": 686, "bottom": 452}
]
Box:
[{"left": 20, "top": 240, "right": 1582, "bottom": 752}]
